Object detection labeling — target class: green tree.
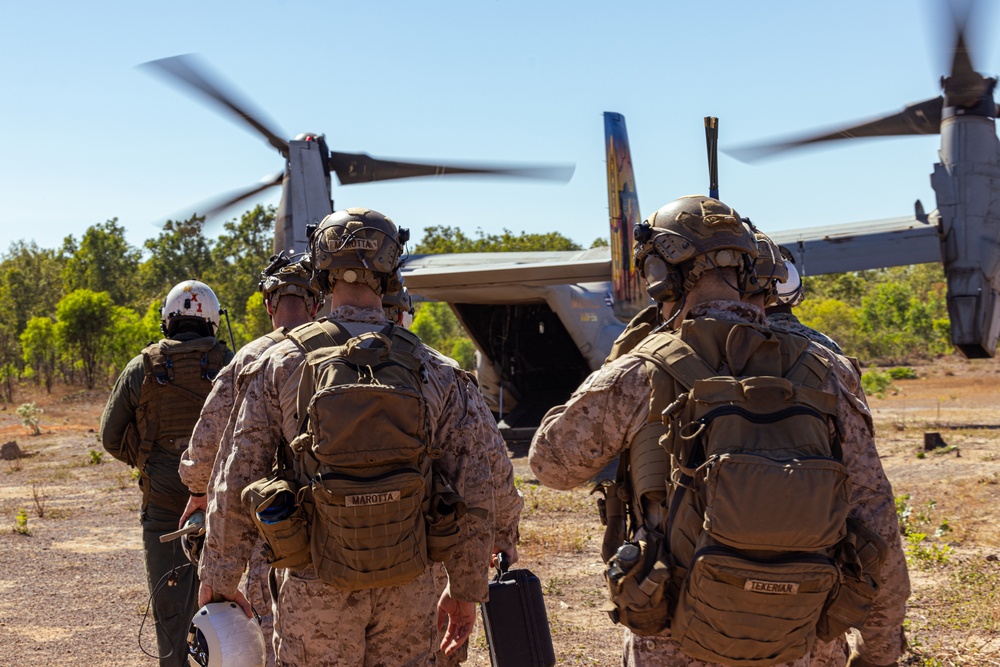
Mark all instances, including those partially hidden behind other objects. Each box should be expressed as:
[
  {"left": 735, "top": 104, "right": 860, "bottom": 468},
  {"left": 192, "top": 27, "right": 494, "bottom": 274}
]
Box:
[
  {"left": 1, "top": 241, "right": 65, "bottom": 326},
  {"left": 205, "top": 205, "right": 275, "bottom": 322},
  {"left": 140, "top": 215, "right": 214, "bottom": 301},
  {"left": 62, "top": 219, "right": 142, "bottom": 307},
  {"left": 415, "top": 226, "right": 582, "bottom": 253},
  {"left": 797, "top": 298, "right": 861, "bottom": 356},
  {"left": 54, "top": 290, "right": 116, "bottom": 389},
  {"left": 21, "top": 317, "right": 57, "bottom": 393},
  {"left": 411, "top": 302, "right": 475, "bottom": 369},
  {"left": 107, "top": 306, "right": 152, "bottom": 374}
]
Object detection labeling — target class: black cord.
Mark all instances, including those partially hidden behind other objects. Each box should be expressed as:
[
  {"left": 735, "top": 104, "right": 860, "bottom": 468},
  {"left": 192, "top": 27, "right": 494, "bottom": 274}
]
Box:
[{"left": 138, "top": 543, "right": 191, "bottom": 661}]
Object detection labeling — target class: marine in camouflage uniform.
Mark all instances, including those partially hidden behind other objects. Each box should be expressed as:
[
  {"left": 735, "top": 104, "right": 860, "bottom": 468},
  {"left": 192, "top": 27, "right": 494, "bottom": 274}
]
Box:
[
  {"left": 433, "top": 384, "right": 524, "bottom": 667},
  {"left": 381, "top": 281, "right": 524, "bottom": 667},
  {"left": 101, "top": 280, "right": 233, "bottom": 667},
  {"left": 529, "top": 196, "right": 909, "bottom": 667},
  {"left": 764, "top": 243, "right": 845, "bottom": 356},
  {"left": 178, "top": 254, "right": 323, "bottom": 667},
  {"left": 199, "top": 209, "right": 502, "bottom": 667}
]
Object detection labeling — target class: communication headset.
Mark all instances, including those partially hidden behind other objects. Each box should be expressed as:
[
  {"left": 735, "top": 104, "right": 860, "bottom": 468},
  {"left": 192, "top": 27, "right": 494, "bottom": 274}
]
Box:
[{"left": 633, "top": 221, "right": 685, "bottom": 302}]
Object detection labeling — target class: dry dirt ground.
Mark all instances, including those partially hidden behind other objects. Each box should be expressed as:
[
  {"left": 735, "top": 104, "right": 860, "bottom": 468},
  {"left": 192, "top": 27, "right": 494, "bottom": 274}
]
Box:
[{"left": 1, "top": 355, "right": 999, "bottom": 667}]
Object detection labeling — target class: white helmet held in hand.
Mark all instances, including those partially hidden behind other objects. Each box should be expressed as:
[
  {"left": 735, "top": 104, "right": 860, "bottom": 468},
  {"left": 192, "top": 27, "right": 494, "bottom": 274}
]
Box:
[
  {"left": 187, "top": 602, "right": 266, "bottom": 667},
  {"left": 161, "top": 280, "right": 222, "bottom": 336}
]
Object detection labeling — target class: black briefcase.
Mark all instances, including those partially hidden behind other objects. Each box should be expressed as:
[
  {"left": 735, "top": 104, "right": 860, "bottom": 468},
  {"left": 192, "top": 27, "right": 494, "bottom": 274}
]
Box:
[{"left": 480, "top": 554, "right": 556, "bottom": 667}]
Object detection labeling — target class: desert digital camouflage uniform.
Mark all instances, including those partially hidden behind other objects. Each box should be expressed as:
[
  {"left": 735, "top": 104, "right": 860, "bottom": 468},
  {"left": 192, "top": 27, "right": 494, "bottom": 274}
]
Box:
[
  {"left": 180, "top": 332, "right": 284, "bottom": 667},
  {"left": 529, "top": 300, "right": 909, "bottom": 667},
  {"left": 434, "top": 386, "right": 524, "bottom": 667},
  {"left": 201, "top": 305, "right": 498, "bottom": 667},
  {"left": 767, "top": 311, "right": 845, "bottom": 355}
]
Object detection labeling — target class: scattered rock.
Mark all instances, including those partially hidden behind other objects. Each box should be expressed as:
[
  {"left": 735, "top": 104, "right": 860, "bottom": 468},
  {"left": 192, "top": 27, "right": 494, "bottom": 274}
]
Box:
[{"left": 1, "top": 440, "right": 22, "bottom": 460}]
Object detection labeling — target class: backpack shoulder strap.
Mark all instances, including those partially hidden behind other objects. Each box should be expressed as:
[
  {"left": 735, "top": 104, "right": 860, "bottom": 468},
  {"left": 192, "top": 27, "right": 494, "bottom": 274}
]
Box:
[
  {"left": 264, "top": 328, "right": 288, "bottom": 344},
  {"left": 286, "top": 320, "right": 354, "bottom": 434},
  {"left": 631, "top": 332, "right": 717, "bottom": 392}
]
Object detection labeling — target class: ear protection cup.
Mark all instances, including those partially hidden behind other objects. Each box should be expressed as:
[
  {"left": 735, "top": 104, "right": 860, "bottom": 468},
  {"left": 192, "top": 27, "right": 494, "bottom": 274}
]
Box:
[{"left": 641, "top": 253, "right": 684, "bottom": 302}]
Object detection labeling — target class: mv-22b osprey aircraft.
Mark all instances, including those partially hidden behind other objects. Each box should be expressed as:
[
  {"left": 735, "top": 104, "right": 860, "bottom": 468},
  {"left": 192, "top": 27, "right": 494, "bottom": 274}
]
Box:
[{"left": 404, "top": 3, "right": 1000, "bottom": 439}]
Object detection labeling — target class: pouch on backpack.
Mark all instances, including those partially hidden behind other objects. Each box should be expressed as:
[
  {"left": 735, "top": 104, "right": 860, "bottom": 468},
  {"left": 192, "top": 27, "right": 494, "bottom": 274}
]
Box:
[
  {"left": 816, "top": 519, "right": 888, "bottom": 641},
  {"left": 604, "top": 537, "right": 673, "bottom": 636},
  {"left": 243, "top": 475, "right": 312, "bottom": 570}
]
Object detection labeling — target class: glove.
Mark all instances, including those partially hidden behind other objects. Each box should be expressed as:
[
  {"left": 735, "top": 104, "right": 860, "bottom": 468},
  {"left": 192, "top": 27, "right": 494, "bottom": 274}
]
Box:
[{"left": 846, "top": 651, "right": 897, "bottom": 667}]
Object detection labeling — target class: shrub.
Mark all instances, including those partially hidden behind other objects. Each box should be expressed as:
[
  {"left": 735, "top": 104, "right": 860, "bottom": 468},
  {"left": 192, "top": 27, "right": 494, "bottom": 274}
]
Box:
[
  {"left": 14, "top": 507, "right": 29, "bottom": 535},
  {"left": 861, "top": 366, "right": 893, "bottom": 398},
  {"left": 888, "top": 366, "right": 918, "bottom": 380},
  {"left": 88, "top": 449, "right": 104, "bottom": 465},
  {"left": 16, "top": 402, "right": 43, "bottom": 436}
]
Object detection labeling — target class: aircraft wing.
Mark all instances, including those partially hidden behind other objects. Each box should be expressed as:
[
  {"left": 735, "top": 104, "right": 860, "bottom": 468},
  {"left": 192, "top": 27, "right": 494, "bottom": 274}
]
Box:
[
  {"left": 402, "top": 215, "right": 942, "bottom": 300},
  {"left": 401, "top": 247, "right": 611, "bottom": 303},
  {"left": 769, "top": 215, "right": 940, "bottom": 276}
]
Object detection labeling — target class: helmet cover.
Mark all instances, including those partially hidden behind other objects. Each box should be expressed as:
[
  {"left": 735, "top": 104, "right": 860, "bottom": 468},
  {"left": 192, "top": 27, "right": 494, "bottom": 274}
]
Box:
[
  {"left": 258, "top": 252, "right": 324, "bottom": 309},
  {"left": 751, "top": 232, "right": 788, "bottom": 306},
  {"left": 310, "top": 208, "right": 408, "bottom": 296},
  {"left": 634, "top": 195, "right": 758, "bottom": 299}
]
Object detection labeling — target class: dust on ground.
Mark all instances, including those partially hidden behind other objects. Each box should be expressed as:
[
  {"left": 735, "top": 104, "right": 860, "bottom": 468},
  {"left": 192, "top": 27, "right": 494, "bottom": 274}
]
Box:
[{"left": 1, "top": 355, "right": 998, "bottom": 667}]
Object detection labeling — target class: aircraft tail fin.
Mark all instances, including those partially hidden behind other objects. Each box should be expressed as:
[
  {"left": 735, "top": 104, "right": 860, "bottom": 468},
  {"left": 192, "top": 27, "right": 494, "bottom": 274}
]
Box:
[{"left": 604, "top": 112, "right": 647, "bottom": 321}]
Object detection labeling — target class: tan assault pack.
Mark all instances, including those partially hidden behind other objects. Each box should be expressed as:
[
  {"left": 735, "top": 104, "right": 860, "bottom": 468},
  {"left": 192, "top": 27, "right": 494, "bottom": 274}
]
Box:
[
  {"left": 246, "top": 320, "right": 468, "bottom": 591},
  {"left": 601, "top": 320, "right": 886, "bottom": 666}
]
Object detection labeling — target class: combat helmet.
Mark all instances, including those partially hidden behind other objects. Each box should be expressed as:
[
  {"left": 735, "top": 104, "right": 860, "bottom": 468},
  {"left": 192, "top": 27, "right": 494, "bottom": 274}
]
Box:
[
  {"left": 258, "top": 251, "right": 324, "bottom": 310},
  {"left": 161, "top": 280, "right": 222, "bottom": 336},
  {"left": 750, "top": 230, "right": 789, "bottom": 306},
  {"left": 310, "top": 208, "right": 409, "bottom": 296},
  {"left": 633, "top": 195, "right": 758, "bottom": 302}
]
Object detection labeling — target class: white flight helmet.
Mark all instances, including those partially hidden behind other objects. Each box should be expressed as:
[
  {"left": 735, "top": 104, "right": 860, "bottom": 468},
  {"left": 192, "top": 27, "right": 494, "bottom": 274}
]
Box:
[
  {"left": 161, "top": 280, "right": 222, "bottom": 336},
  {"left": 775, "top": 260, "right": 804, "bottom": 307},
  {"left": 187, "top": 602, "right": 266, "bottom": 667}
]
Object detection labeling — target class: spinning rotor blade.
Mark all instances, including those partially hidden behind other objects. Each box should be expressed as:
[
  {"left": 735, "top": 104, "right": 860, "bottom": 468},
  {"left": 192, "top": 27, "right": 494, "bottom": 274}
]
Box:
[
  {"left": 727, "top": 96, "right": 944, "bottom": 162},
  {"left": 940, "top": 1, "right": 991, "bottom": 107},
  {"left": 188, "top": 171, "right": 284, "bottom": 221},
  {"left": 328, "top": 151, "right": 575, "bottom": 185},
  {"left": 141, "top": 54, "right": 289, "bottom": 156}
]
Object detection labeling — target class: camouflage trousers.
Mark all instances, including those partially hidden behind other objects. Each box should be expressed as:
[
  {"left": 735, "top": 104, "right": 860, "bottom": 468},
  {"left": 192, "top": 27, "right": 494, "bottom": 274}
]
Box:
[
  {"left": 241, "top": 542, "right": 275, "bottom": 667},
  {"left": 621, "top": 629, "right": 849, "bottom": 667},
  {"left": 273, "top": 564, "right": 437, "bottom": 667}
]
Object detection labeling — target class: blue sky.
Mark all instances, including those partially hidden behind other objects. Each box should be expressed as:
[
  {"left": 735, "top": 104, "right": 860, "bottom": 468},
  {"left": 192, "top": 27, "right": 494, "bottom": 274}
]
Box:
[{"left": 1, "top": 0, "right": 991, "bottom": 254}]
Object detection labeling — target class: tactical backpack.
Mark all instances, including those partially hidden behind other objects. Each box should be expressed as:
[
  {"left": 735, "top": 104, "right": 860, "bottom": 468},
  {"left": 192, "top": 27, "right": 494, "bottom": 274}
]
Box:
[
  {"left": 601, "top": 319, "right": 885, "bottom": 666},
  {"left": 245, "top": 319, "right": 472, "bottom": 592}
]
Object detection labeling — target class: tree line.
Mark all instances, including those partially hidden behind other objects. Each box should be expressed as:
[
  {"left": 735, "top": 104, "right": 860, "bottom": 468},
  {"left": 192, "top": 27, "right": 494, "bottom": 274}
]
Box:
[{"left": 0, "top": 210, "right": 954, "bottom": 403}]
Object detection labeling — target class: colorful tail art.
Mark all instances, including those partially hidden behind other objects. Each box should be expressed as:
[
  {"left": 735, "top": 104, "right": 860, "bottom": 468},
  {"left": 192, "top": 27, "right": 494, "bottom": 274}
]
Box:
[{"left": 604, "top": 112, "right": 647, "bottom": 322}]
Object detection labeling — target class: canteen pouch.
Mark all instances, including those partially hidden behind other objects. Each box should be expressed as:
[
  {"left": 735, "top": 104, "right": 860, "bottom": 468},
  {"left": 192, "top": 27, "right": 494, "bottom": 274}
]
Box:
[
  {"left": 816, "top": 519, "right": 888, "bottom": 641},
  {"left": 309, "top": 467, "right": 428, "bottom": 591},
  {"left": 243, "top": 476, "right": 312, "bottom": 570},
  {"left": 604, "top": 537, "right": 673, "bottom": 636},
  {"left": 426, "top": 472, "right": 467, "bottom": 562}
]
